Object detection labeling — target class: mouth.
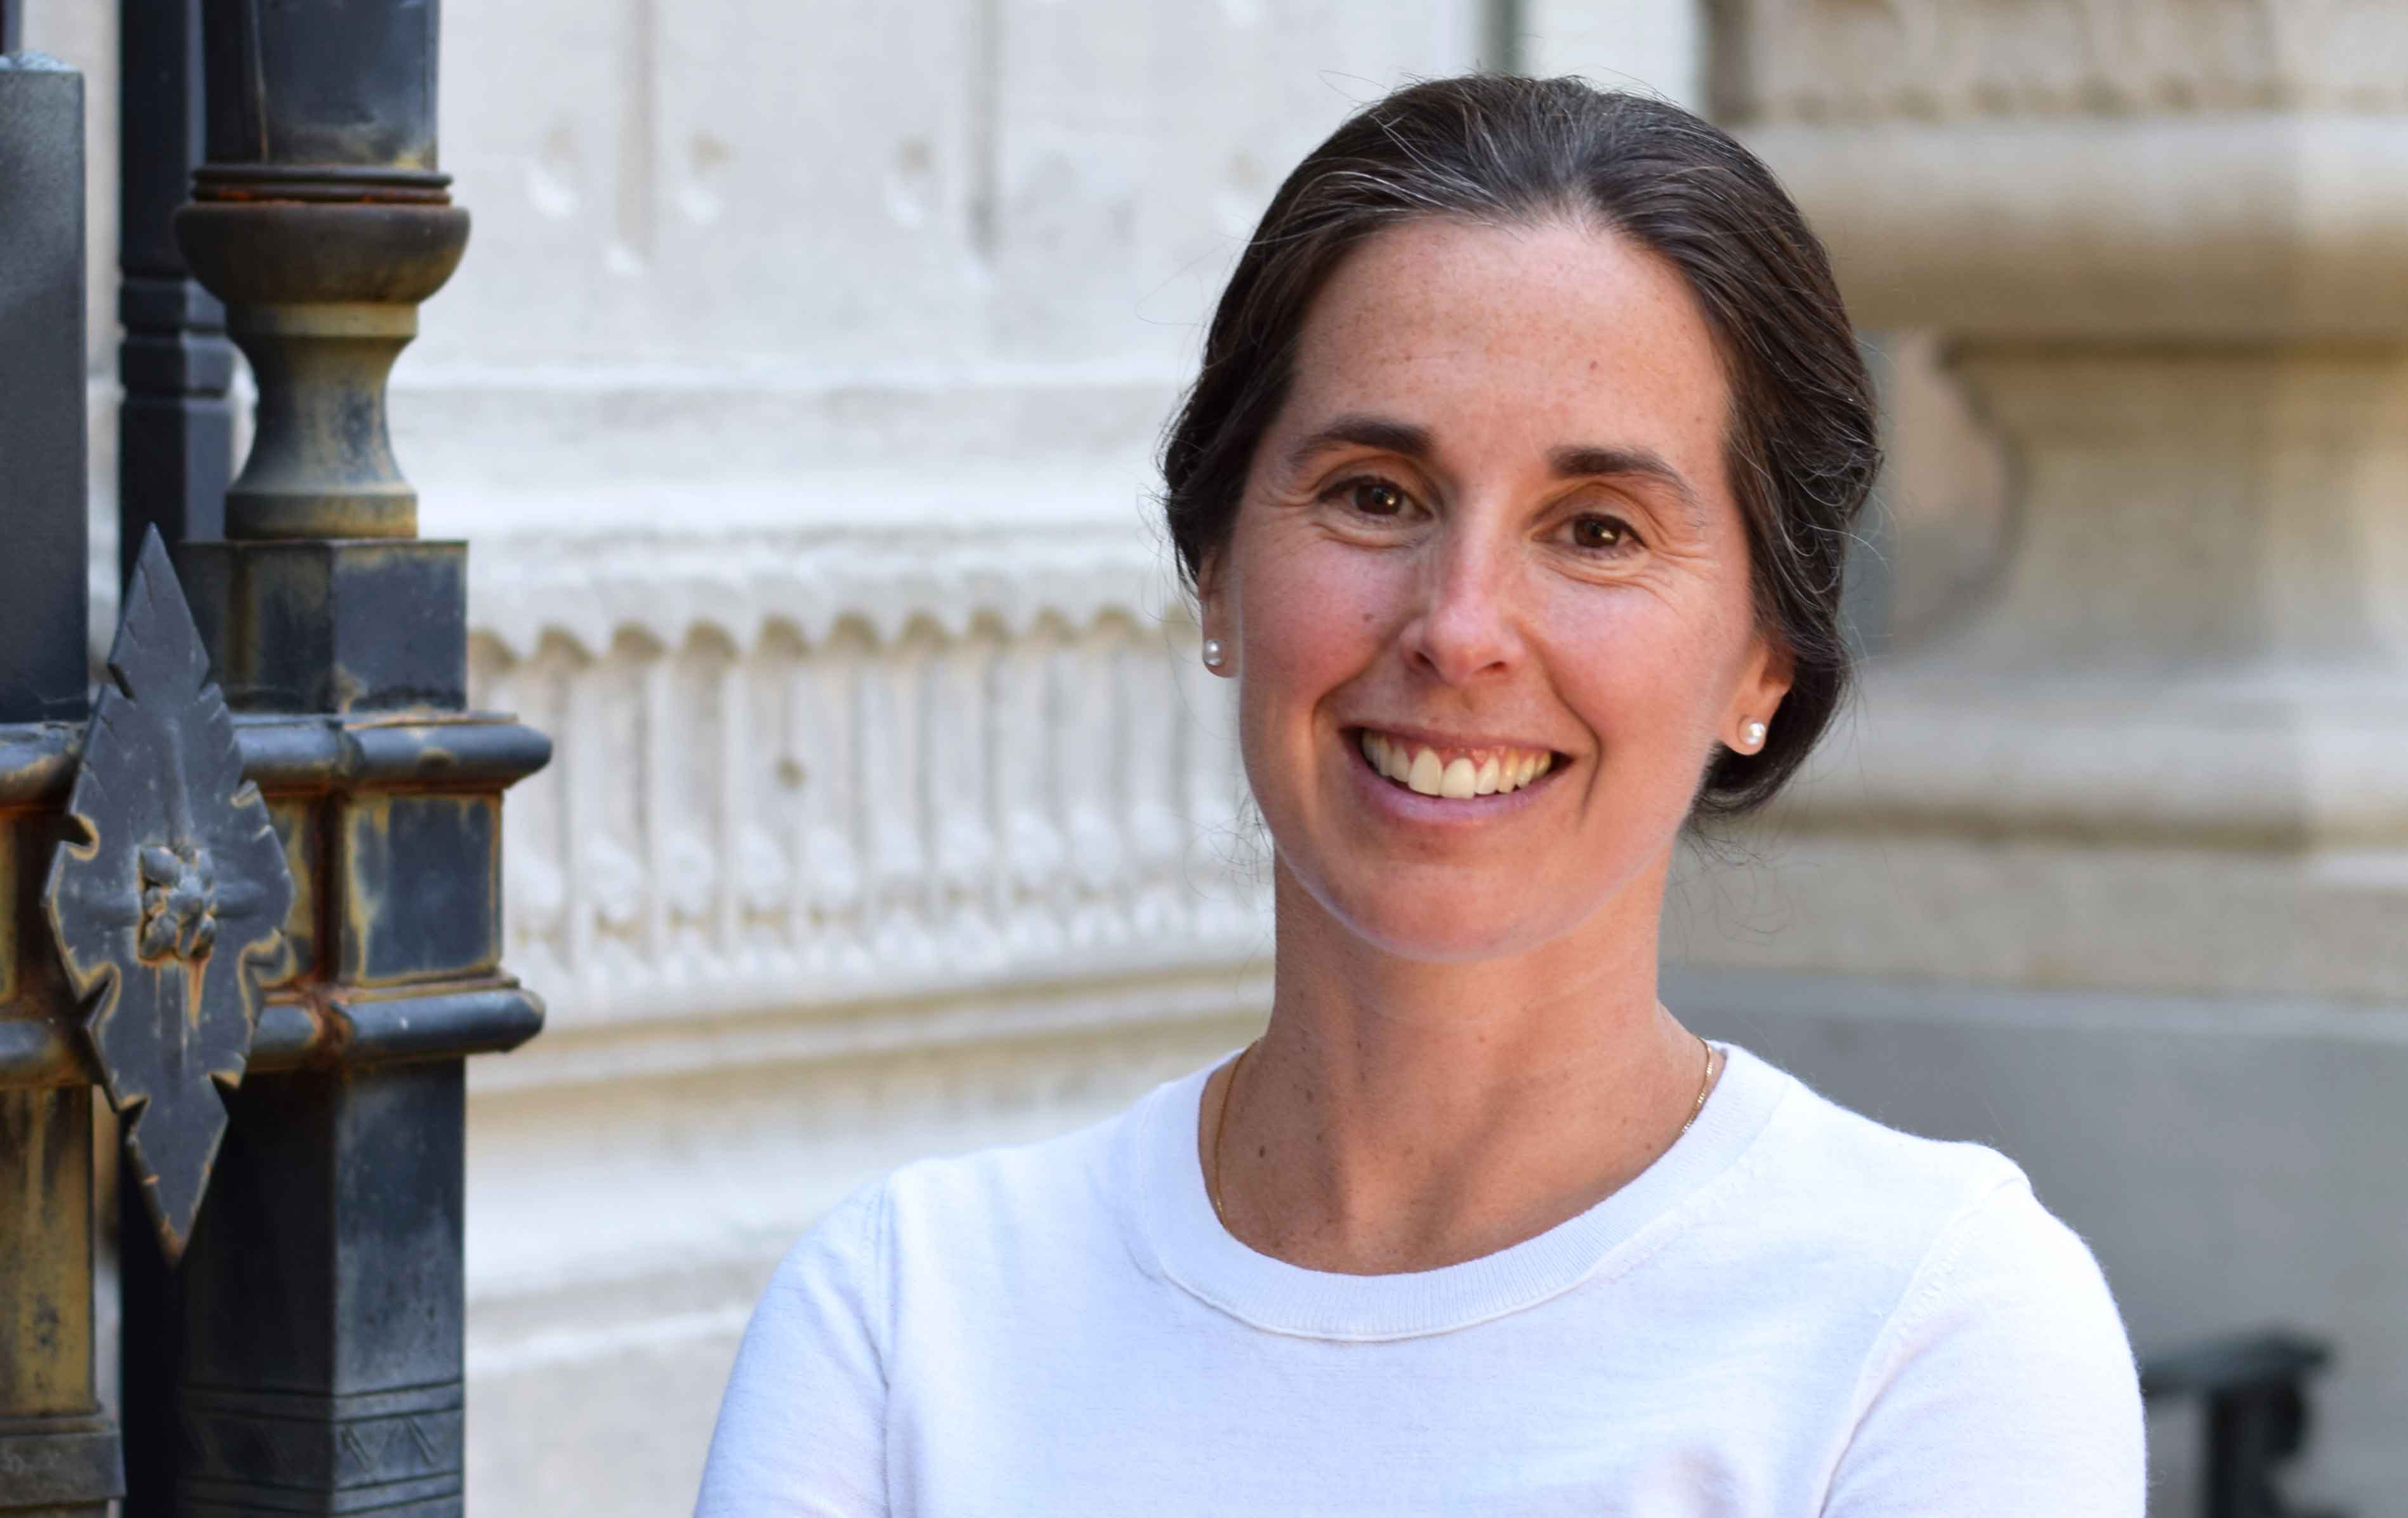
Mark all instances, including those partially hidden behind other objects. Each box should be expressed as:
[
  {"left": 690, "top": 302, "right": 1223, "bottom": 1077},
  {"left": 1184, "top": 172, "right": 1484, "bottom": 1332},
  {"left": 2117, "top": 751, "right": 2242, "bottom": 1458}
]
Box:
[{"left": 1352, "top": 727, "right": 1562, "bottom": 800}]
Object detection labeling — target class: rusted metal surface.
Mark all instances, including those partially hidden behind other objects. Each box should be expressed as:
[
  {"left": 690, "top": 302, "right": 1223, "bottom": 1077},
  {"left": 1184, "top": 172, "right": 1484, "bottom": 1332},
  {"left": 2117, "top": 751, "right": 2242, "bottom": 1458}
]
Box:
[
  {"left": 255, "top": 983, "right": 544, "bottom": 1069},
  {"left": 180, "top": 538, "right": 470, "bottom": 711},
  {"left": 179, "top": 0, "right": 465, "bottom": 544},
  {"left": 0, "top": 707, "right": 551, "bottom": 1093},
  {"left": 0, "top": 43, "right": 126, "bottom": 1511},
  {"left": 1, "top": 980, "right": 543, "bottom": 1089},
  {"left": 41, "top": 533, "right": 296, "bottom": 1263},
  {"left": 0, "top": 801, "right": 95, "bottom": 1090},
  {"left": 338, "top": 793, "right": 501, "bottom": 987},
  {"left": 0, "top": 730, "right": 79, "bottom": 812},
  {"left": 88, "top": 5, "right": 544, "bottom": 1508},
  {"left": 174, "top": 1060, "right": 470, "bottom": 1514},
  {"left": 198, "top": 0, "right": 440, "bottom": 176},
  {"left": 178, "top": 199, "right": 468, "bottom": 301},
  {"left": 0, "top": 716, "right": 549, "bottom": 817},
  {"left": 0, "top": 1088, "right": 124, "bottom": 1515},
  {"left": 173, "top": 202, "right": 467, "bottom": 541},
  {"left": 0, "top": 1089, "right": 93, "bottom": 1416},
  {"left": 244, "top": 713, "right": 551, "bottom": 789}
]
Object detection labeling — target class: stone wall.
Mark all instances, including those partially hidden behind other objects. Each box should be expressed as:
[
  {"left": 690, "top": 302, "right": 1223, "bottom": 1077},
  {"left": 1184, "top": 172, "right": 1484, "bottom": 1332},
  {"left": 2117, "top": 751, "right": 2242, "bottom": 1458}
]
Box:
[
  {"left": 419, "top": 5, "right": 1513, "bottom": 1507},
  {"left": 1698, "top": 3, "right": 2408, "bottom": 1510}
]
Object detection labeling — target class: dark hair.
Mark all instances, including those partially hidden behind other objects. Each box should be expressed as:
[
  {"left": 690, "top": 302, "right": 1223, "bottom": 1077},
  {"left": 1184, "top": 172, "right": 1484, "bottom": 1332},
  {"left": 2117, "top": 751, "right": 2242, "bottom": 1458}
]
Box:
[{"left": 1159, "top": 74, "right": 1878, "bottom": 817}]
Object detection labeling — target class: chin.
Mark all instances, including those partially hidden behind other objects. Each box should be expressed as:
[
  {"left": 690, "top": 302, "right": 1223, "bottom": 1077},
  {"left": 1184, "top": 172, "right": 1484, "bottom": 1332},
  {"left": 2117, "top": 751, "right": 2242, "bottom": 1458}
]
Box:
[{"left": 1289, "top": 861, "right": 1590, "bottom": 965}]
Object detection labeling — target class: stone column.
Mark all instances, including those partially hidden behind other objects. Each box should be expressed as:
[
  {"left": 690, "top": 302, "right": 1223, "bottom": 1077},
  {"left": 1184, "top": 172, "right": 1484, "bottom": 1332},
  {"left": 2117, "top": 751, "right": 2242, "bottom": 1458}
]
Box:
[
  {"left": 1680, "top": 4, "right": 2408, "bottom": 1508},
  {"left": 1700, "top": 1, "right": 2408, "bottom": 999}
]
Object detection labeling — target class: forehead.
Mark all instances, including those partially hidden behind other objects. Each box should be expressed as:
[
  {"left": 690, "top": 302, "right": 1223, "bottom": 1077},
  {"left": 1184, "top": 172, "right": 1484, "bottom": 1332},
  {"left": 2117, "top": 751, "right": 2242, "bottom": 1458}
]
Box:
[{"left": 1286, "top": 217, "right": 1731, "bottom": 482}]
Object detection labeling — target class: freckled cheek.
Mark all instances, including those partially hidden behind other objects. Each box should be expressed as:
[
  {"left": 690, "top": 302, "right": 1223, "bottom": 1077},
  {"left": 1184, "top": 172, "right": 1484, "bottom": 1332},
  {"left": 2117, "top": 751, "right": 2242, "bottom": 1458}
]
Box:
[
  {"left": 1545, "top": 600, "right": 1731, "bottom": 760},
  {"left": 1235, "top": 539, "right": 1400, "bottom": 701}
]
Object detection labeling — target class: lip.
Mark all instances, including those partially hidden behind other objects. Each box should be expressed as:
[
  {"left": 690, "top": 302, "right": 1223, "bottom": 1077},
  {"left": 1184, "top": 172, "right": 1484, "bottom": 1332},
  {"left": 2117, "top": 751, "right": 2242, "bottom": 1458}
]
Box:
[
  {"left": 1348, "top": 722, "right": 1563, "bottom": 758},
  {"left": 1341, "top": 724, "right": 1567, "bottom": 820}
]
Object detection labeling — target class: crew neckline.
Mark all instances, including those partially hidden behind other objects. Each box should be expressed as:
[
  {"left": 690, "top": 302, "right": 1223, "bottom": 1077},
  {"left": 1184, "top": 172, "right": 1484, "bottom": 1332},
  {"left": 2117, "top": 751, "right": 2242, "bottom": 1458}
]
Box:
[{"left": 1128, "top": 1041, "right": 1791, "bottom": 1342}]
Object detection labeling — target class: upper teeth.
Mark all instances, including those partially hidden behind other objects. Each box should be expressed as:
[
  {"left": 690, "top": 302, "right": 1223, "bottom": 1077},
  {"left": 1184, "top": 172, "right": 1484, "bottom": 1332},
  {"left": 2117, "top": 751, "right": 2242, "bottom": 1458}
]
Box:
[{"left": 1360, "top": 731, "right": 1553, "bottom": 798}]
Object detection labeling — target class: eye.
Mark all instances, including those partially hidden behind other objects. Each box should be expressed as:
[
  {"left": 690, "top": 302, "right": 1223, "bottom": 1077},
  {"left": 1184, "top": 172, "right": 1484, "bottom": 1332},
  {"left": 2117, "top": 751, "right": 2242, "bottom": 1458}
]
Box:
[
  {"left": 1568, "top": 513, "right": 1641, "bottom": 552},
  {"left": 1336, "top": 477, "right": 1409, "bottom": 517}
]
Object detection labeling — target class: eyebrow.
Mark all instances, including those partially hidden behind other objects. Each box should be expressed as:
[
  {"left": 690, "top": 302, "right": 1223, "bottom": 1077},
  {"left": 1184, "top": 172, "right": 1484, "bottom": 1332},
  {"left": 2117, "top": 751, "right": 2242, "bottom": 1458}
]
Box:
[
  {"left": 1282, "top": 415, "right": 1435, "bottom": 476},
  {"left": 1547, "top": 444, "right": 1705, "bottom": 531},
  {"left": 1284, "top": 414, "right": 1706, "bottom": 531}
]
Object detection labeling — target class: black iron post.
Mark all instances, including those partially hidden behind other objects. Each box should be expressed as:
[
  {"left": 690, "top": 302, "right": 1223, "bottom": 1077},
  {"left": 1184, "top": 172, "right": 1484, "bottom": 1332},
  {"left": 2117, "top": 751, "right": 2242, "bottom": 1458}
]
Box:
[
  {"left": 180, "top": 0, "right": 461, "bottom": 543},
  {"left": 0, "top": 42, "right": 124, "bottom": 1518},
  {"left": 116, "top": 6, "right": 233, "bottom": 1503},
  {"left": 117, "top": 0, "right": 234, "bottom": 585},
  {"left": 2141, "top": 1331, "right": 2343, "bottom": 1518},
  {"left": 0, "top": 50, "right": 90, "bottom": 728},
  {"left": 130, "top": 3, "right": 546, "bottom": 1513}
]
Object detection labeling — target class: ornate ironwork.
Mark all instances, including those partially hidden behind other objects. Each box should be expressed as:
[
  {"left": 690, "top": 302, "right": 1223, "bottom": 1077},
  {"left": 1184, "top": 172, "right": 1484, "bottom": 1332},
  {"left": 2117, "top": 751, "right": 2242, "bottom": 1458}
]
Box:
[{"left": 43, "top": 528, "right": 294, "bottom": 1262}]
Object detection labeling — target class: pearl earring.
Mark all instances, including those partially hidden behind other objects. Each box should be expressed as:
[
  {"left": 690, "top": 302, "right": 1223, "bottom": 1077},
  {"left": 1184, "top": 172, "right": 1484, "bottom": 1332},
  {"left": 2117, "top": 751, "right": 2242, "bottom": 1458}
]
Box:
[
  {"left": 1742, "top": 720, "right": 1767, "bottom": 749},
  {"left": 1202, "top": 638, "right": 1227, "bottom": 669}
]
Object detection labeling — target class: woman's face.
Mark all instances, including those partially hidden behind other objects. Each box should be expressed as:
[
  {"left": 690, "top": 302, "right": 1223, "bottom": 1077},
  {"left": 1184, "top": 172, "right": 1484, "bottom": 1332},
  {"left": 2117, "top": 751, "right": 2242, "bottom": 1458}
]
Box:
[{"left": 1200, "top": 215, "right": 1791, "bottom": 963}]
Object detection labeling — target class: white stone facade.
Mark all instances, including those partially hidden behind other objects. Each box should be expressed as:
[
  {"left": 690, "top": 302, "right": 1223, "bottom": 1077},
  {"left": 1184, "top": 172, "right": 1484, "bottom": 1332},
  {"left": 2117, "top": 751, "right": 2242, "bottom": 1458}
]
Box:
[
  {"left": 421, "top": 6, "right": 1493, "bottom": 1507},
  {"left": 1694, "top": 5, "right": 2408, "bottom": 1510},
  {"left": 426, "top": 6, "right": 1728, "bottom": 1503}
]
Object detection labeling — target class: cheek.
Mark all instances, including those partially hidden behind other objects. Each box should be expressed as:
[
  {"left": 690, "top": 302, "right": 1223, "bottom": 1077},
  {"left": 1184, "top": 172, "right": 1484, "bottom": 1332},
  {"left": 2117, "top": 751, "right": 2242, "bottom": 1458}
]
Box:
[
  {"left": 1546, "top": 588, "right": 1742, "bottom": 753},
  {"left": 1232, "top": 529, "right": 1395, "bottom": 711}
]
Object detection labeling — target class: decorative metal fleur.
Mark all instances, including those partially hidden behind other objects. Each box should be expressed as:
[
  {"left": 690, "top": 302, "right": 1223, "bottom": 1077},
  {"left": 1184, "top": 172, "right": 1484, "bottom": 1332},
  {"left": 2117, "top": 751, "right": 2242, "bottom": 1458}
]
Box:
[
  {"left": 140, "top": 842, "right": 221, "bottom": 960},
  {"left": 44, "top": 529, "right": 294, "bottom": 1262}
]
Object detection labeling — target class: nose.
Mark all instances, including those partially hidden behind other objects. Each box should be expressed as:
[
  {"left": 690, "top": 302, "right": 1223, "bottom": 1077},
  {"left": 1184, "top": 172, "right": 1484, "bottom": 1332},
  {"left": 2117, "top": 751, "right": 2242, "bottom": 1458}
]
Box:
[{"left": 1398, "top": 519, "right": 1522, "bottom": 686}]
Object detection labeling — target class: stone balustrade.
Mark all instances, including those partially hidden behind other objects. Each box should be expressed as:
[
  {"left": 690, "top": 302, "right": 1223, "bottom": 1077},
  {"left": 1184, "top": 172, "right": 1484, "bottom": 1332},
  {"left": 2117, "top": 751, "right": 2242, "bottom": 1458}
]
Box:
[{"left": 463, "top": 521, "right": 1270, "bottom": 1082}]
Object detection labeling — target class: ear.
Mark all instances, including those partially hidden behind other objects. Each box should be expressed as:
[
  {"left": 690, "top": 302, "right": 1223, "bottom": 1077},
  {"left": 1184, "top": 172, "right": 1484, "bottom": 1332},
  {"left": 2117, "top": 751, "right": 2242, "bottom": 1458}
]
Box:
[
  {"left": 1726, "top": 634, "right": 1794, "bottom": 753},
  {"left": 1195, "top": 546, "right": 1230, "bottom": 663}
]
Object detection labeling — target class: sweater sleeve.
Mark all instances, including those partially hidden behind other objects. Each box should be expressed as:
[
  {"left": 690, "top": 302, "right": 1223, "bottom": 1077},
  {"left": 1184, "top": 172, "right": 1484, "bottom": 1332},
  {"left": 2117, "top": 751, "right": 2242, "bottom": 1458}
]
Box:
[
  {"left": 1822, "top": 1177, "right": 2146, "bottom": 1518},
  {"left": 694, "top": 1182, "right": 892, "bottom": 1518}
]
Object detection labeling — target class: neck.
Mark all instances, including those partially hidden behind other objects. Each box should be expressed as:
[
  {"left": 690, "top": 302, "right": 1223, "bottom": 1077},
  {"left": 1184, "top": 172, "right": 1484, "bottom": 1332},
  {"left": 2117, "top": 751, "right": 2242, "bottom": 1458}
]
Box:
[{"left": 1206, "top": 855, "right": 1711, "bottom": 1276}]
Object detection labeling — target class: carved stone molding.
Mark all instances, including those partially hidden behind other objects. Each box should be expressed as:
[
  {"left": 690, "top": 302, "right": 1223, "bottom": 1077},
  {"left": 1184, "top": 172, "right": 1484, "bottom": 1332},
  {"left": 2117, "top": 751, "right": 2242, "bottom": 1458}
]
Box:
[
  {"left": 1719, "top": 4, "right": 2408, "bottom": 338},
  {"left": 1735, "top": 113, "right": 2408, "bottom": 338},
  {"left": 1714, "top": 0, "right": 2408, "bottom": 124},
  {"left": 468, "top": 525, "right": 1267, "bottom": 1041},
  {"left": 464, "top": 519, "right": 1183, "bottom": 663}
]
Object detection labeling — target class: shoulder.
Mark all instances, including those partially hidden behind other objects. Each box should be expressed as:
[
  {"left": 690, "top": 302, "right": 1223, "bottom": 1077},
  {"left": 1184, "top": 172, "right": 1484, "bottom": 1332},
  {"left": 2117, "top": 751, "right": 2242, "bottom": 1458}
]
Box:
[
  {"left": 769, "top": 1083, "right": 1152, "bottom": 1316},
  {"left": 746, "top": 1176, "right": 895, "bottom": 1355},
  {"left": 1738, "top": 1055, "right": 2131, "bottom": 1363},
  {"left": 1749, "top": 1062, "right": 2031, "bottom": 1236},
  {"left": 732, "top": 1089, "right": 1152, "bottom": 1378},
  {"left": 1723, "top": 1054, "right": 2143, "bottom": 1513},
  {"left": 1823, "top": 1173, "right": 2145, "bottom": 1514},
  {"left": 880, "top": 1093, "right": 1136, "bottom": 1248},
  {"left": 1713, "top": 1053, "right": 2081, "bottom": 1317}
]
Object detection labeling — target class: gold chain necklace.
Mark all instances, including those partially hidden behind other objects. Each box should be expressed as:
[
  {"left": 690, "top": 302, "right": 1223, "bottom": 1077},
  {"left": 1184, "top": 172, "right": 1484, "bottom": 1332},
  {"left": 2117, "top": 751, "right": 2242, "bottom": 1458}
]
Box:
[
  {"left": 1209, "top": 1040, "right": 1254, "bottom": 1227},
  {"left": 1208, "top": 1035, "right": 1720, "bottom": 1227}
]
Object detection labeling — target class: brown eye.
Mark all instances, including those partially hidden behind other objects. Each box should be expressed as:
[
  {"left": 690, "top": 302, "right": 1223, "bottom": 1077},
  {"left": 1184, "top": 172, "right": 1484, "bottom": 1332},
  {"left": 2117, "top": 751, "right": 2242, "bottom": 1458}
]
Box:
[
  {"left": 1571, "top": 514, "right": 1635, "bottom": 551},
  {"left": 1350, "top": 480, "right": 1407, "bottom": 517}
]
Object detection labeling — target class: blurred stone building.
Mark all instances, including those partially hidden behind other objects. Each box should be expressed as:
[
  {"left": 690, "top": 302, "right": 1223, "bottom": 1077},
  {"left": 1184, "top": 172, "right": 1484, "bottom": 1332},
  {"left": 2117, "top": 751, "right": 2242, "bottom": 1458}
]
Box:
[{"left": 25, "top": 1, "right": 2405, "bottom": 1513}]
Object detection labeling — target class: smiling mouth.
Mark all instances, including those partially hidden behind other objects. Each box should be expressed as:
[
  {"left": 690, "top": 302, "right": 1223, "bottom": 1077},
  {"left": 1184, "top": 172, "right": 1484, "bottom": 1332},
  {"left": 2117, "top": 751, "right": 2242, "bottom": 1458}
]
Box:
[{"left": 1355, "top": 729, "right": 1558, "bottom": 799}]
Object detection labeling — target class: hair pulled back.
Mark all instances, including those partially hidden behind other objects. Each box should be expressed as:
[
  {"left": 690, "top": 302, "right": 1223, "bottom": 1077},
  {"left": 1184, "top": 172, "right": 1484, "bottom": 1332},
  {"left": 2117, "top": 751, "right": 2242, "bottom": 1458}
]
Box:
[{"left": 1159, "top": 74, "right": 1879, "bottom": 817}]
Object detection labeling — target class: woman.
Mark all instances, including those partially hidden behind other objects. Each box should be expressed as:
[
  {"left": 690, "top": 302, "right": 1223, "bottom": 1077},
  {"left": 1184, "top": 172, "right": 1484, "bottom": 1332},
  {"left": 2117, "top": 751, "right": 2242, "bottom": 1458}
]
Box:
[{"left": 697, "top": 76, "right": 2143, "bottom": 1515}]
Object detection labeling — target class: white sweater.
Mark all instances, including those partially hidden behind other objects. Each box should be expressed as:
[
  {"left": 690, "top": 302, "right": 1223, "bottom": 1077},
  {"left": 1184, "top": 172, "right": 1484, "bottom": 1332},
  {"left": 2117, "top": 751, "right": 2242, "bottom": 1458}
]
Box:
[{"left": 695, "top": 1043, "right": 2145, "bottom": 1515}]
